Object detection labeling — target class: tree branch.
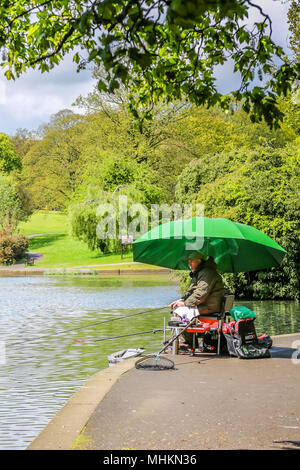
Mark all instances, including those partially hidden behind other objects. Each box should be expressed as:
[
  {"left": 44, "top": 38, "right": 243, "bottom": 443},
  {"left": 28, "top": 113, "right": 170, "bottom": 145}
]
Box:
[
  {"left": 8, "top": 0, "right": 55, "bottom": 27},
  {"left": 29, "top": 24, "right": 76, "bottom": 65}
]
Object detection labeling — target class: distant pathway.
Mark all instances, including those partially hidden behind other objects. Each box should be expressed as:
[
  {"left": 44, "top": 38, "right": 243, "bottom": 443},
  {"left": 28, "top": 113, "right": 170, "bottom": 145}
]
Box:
[{"left": 27, "top": 233, "right": 50, "bottom": 238}]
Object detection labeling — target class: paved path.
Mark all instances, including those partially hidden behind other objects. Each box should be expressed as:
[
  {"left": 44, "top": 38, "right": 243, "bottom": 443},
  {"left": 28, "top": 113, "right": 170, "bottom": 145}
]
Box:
[
  {"left": 0, "top": 251, "right": 43, "bottom": 269},
  {"left": 0, "top": 233, "right": 46, "bottom": 269},
  {"left": 75, "top": 334, "right": 300, "bottom": 450}
]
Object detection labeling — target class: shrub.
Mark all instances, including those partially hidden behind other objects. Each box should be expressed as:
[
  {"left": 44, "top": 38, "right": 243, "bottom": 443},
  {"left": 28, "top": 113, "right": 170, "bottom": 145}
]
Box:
[{"left": 0, "top": 212, "right": 28, "bottom": 264}]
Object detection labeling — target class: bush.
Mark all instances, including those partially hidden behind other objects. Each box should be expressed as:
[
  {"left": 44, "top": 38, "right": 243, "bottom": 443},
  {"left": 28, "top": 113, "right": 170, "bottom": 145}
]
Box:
[
  {"left": 0, "top": 212, "right": 28, "bottom": 264},
  {"left": 175, "top": 145, "right": 300, "bottom": 300}
]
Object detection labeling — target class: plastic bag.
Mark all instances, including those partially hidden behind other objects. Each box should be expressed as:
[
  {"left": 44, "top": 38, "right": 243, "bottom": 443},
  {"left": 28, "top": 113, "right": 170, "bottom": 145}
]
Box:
[{"left": 230, "top": 305, "right": 256, "bottom": 321}]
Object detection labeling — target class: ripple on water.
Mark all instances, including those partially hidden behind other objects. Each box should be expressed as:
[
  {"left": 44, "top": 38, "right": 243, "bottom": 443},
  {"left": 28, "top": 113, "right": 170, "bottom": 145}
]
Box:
[
  {"left": 0, "top": 275, "right": 179, "bottom": 449},
  {"left": 0, "top": 276, "right": 299, "bottom": 450}
]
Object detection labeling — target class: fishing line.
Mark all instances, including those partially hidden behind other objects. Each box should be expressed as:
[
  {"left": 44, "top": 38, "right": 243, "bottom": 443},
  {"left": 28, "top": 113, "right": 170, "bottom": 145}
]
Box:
[
  {"left": 84, "top": 328, "right": 169, "bottom": 344},
  {"left": 9, "top": 306, "right": 169, "bottom": 346}
]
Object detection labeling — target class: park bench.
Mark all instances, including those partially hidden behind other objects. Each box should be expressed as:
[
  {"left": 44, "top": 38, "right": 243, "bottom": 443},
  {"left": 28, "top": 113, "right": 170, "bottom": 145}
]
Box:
[{"left": 25, "top": 256, "right": 35, "bottom": 266}]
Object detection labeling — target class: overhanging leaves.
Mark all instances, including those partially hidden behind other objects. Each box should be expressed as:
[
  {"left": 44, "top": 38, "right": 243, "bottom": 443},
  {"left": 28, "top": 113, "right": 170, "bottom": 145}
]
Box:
[{"left": 0, "top": 0, "right": 299, "bottom": 128}]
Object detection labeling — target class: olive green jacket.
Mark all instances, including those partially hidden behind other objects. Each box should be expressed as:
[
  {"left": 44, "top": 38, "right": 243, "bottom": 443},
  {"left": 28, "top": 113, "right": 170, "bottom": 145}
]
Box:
[{"left": 182, "top": 258, "right": 225, "bottom": 314}]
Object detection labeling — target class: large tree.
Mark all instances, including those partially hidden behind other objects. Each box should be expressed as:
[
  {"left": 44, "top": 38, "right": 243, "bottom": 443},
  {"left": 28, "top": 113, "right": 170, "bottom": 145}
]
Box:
[
  {"left": 288, "top": 0, "right": 300, "bottom": 62},
  {"left": 20, "top": 110, "right": 88, "bottom": 209},
  {"left": 0, "top": 1, "right": 299, "bottom": 128}
]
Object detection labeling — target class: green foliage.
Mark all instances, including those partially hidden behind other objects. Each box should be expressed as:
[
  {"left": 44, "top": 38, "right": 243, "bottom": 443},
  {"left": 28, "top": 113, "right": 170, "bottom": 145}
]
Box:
[
  {"left": 176, "top": 143, "right": 300, "bottom": 300},
  {"left": 1, "top": 1, "right": 299, "bottom": 127},
  {"left": 7, "top": 62, "right": 300, "bottom": 299},
  {"left": 77, "top": 155, "right": 164, "bottom": 206},
  {"left": 19, "top": 110, "right": 88, "bottom": 209},
  {"left": 0, "top": 175, "right": 26, "bottom": 221},
  {"left": 69, "top": 186, "right": 149, "bottom": 254},
  {"left": 0, "top": 133, "right": 22, "bottom": 173},
  {"left": 0, "top": 211, "right": 28, "bottom": 264},
  {"left": 287, "top": 0, "right": 300, "bottom": 62}
]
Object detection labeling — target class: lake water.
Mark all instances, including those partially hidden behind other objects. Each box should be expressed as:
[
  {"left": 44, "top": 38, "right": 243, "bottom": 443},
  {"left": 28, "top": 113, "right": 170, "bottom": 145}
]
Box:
[{"left": 0, "top": 274, "right": 299, "bottom": 450}]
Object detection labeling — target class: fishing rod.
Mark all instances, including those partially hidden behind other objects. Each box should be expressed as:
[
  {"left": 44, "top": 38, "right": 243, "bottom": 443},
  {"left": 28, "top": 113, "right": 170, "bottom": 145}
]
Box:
[
  {"left": 9, "top": 306, "right": 169, "bottom": 346},
  {"left": 79, "top": 328, "right": 171, "bottom": 344}
]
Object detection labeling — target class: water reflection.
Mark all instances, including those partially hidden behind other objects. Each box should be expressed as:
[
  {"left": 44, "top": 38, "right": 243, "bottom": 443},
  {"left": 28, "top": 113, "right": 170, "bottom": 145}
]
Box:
[
  {"left": 0, "top": 275, "right": 178, "bottom": 450},
  {"left": 0, "top": 275, "right": 299, "bottom": 450},
  {"left": 234, "top": 299, "right": 300, "bottom": 336}
]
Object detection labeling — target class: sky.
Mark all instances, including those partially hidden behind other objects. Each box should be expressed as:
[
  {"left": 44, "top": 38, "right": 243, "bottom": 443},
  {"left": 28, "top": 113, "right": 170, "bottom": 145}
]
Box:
[{"left": 0, "top": 0, "right": 292, "bottom": 137}]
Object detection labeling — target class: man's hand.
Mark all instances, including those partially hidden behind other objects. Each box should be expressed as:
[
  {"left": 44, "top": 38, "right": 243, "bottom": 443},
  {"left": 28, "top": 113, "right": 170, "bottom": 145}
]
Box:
[{"left": 169, "top": 299, "right": 185, "bottom": 309}]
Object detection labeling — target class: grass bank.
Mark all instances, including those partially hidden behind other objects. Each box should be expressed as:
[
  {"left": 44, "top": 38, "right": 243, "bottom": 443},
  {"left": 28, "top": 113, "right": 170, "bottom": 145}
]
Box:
[
  {"left": 18, "top": 210, "right": 160, "bottom": 270},
  {"left": 19, "top": 210, "right": 69, "bottom": 236}
]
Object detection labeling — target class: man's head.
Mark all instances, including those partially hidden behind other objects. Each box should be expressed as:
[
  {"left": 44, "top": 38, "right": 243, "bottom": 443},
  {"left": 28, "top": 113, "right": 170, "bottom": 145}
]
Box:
[{"left": 185, "top": 252, "right": 205, "bottom": 271}]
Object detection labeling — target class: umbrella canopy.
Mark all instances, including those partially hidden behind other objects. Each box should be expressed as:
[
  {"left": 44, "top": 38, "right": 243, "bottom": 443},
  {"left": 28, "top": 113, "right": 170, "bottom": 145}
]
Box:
[{"left": 132, "top": 217, "right": 286, "bottom": 273}]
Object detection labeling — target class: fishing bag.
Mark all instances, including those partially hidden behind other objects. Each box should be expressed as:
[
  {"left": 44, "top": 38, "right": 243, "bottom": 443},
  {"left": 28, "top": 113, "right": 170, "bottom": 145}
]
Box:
[
  {"left": 223, "top": 318, "right": 271, "bottom": 359},
  {"left": 201, "top": 330, "right": 229, "bottom": 355},
  {"left": 258, "top": 333, "right": 273, "bottom": 349}
]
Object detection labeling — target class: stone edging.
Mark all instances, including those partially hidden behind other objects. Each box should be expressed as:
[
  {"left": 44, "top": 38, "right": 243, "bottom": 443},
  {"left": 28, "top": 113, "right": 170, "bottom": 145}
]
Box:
[{"left": 0, "top": 268, "right": 171, "bottom": 276}]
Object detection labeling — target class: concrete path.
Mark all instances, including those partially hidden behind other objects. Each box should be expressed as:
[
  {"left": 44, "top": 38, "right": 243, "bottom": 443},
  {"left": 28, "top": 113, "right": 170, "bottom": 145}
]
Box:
[
  {"left": 77, "top": 334, "right": 300, "bottom": 451},
  {"left": 28, "top": 334, "right": 300, "bottom": 451},
  {"left": 0, "top": 232, "right": 46, "bottom": 270},
  {"left": 0, "top": 252, "right": 43, "bottom": 270}
]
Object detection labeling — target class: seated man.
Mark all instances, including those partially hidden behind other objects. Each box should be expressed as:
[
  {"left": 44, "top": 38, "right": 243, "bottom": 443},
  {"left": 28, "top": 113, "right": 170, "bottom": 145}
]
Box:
[{"left": 169, "top": 252, "right": 225, "bottom": 348}]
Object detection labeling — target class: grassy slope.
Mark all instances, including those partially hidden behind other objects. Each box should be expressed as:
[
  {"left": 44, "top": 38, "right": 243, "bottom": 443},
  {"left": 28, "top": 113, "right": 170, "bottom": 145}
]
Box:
[
  {"left": 19, "top": 210, "right": 70, "bottom": 235},
  {"left": 19, "top": 210, "right": 158, "bottom": 269}
]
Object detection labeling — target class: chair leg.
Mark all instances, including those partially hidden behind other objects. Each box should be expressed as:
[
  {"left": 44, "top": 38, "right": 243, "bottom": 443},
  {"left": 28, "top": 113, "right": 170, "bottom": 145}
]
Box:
[
  {"left": 192, "top": 333, "right": 195, "bottom": 356},
  {"left": 217, "top": 321, "right": 221, "bottom": 355},
  {"left": 217, "top": 318, "right": 223, "bottom": 355}
]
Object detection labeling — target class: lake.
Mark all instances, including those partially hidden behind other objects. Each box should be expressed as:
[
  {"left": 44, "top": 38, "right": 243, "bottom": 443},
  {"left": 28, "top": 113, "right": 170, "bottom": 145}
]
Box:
[{"left": 0, "top": 274, "right": 299, "bottom": 450}]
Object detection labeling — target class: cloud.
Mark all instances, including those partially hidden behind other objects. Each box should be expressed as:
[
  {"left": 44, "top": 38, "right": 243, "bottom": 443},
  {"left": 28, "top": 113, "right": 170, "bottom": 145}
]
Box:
[
  {"left": 0, "top": 54, "right": 94, "bottom": 135},
  {"left": 0, "top": 79, "right": 5, "bottom": 105}
]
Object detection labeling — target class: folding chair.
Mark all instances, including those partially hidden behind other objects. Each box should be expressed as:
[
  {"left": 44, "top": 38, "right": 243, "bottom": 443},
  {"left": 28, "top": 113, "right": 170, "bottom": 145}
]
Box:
[{"left": 186, "top": 294, "right": 235, "bottom": 355}]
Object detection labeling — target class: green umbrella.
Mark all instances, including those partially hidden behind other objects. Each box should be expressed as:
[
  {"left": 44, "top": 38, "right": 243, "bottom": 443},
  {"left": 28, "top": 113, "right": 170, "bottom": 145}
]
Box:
[{"left": 132, "top": 217, "right": 286, "bottom": 273}]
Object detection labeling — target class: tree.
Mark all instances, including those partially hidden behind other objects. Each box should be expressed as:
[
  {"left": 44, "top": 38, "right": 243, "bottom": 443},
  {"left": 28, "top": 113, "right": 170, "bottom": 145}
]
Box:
[
  {"left": 74, "top": 69, "right": 192, "bottom": 201},
  {"left": 287, "top": 0, "right": 300, "bottom": 62},
  {"left": 0, "top": 175, "right": 25, "bottom": 221},
  {"left": 1, "top": 1, "right": 299, "bottom": 128},
  {"left": 10, "top": 128, "right": 36, "bottom": 158},
  {"left": 75, "top": 65, "right": 191, "bottom": 163},
  {"left": 287, "top": 1, "right": 300, "bottom": 105},
  {"left": 69, "top": 184, "right": 153, "bottom": 254},
  {"left": 10, "top": 129, "right": 37, "bottom": 216},
  {"left": 176, "top": 145, "right": 300, "bottom": 300},
  {"left": 0, "top": 133, "right": 22, "bottom": 173},
  {"left": 20, "top": 110, "right": 88, "bottom": 209}
]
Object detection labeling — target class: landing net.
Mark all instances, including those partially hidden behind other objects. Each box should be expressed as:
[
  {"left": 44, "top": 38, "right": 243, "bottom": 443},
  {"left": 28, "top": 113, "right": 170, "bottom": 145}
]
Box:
[{"left": 135, "top": 354, "right": 175, "bottom": 370}]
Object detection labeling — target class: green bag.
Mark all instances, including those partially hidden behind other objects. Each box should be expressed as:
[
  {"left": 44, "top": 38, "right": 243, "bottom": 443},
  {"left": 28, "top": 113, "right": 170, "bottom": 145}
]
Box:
[{"left": 230, "top": 305, "right": 256, "bottom": 321}]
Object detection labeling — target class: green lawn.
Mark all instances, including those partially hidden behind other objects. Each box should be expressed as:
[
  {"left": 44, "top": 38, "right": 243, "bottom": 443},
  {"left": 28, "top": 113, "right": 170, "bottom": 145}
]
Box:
[
  {"left": 19, "top": 210, "right": 160, "bottom": 269},
  {"left": 28, "top": 233, "right": 135, "bottom": 268},
  {"left": 19, "top": 210, "right": 69, "bottom": 235}
]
